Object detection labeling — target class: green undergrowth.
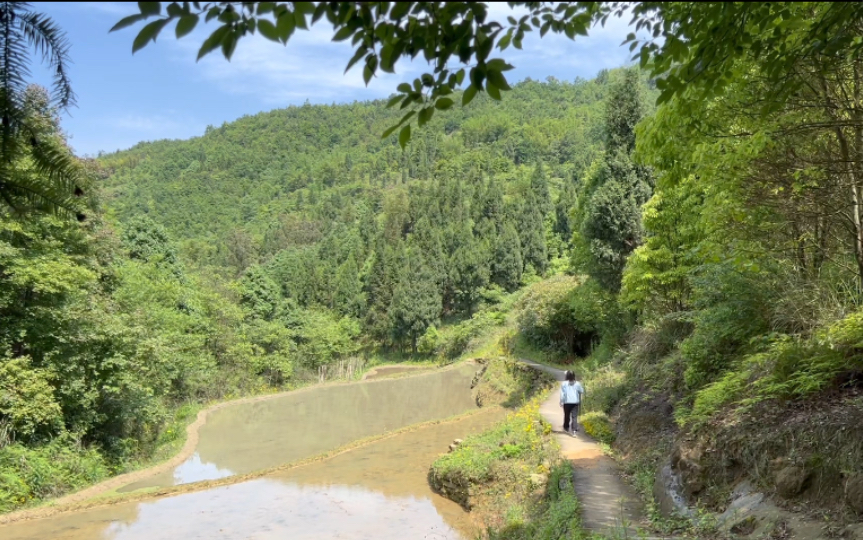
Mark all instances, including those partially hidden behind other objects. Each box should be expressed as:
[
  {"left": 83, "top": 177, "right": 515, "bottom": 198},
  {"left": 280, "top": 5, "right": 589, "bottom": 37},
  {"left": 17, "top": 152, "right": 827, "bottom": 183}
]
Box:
[
  {"left": 429, "top": 396, "right": 579, "bottom": 538},
  {"left": 0, "top": 435, "right": 110, "bottom": 513},
  {"left": 474, "top": 355, "right": 553, "bottom": 408},
  {"left": 683, "top": 309, "right": 863, "bottom": 428},
  {"left": 487, "top": 463, "right": 586, "bottom": 540}
]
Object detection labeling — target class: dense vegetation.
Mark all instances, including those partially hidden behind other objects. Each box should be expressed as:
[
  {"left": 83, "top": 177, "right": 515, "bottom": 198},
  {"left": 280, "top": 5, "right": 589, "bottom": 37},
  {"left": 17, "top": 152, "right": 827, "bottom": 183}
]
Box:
[
  {"left": 1, "top": 71, "right": 655, "bottom": 512},
  {"left": 6, "top": 1, "right": 863, "bottom": 532},
  {"left": 503, "top": 3, "right": 863, "bottom": 527}
]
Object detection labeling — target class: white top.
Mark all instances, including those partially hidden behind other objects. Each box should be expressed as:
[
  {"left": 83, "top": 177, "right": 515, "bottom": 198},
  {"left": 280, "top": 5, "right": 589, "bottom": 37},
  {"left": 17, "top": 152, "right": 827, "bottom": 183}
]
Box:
[{"left": 560, "top": 381, "right": 585, "bottom": 405}]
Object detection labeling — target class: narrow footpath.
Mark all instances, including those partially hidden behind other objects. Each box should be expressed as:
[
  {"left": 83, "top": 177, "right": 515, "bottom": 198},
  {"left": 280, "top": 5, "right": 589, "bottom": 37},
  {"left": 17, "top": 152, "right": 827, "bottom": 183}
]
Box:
[{"left": 520, "top": 359, "right": 645, "bottom": 537}]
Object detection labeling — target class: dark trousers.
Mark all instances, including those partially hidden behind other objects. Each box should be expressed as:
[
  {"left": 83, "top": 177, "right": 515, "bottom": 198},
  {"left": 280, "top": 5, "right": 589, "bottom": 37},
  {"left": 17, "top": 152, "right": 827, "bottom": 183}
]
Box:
[{"left": 563, "top": 403, "right": 579, "bottom": 431}]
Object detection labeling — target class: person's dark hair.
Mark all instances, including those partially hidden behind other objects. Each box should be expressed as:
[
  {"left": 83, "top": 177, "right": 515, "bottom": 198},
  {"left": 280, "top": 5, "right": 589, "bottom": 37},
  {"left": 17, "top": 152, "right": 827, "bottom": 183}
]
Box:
[{"left": 565, "top": 370, "right": 575, "bottom": 381}]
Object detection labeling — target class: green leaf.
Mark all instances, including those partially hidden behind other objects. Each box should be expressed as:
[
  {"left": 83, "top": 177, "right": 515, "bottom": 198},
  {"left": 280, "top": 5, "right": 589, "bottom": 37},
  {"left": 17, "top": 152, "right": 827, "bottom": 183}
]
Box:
[
  {"left": 175, "top": 14, "right": 199, "bottom": 38},
  {"left": 399, "top": 125, "right": 411, "bottom": 149},
  {"left": 110, "top": 13, "right": 146, "bottom": 33},
  {"left": 462, "top": 85, "right": 478, "bottom": 106},
  {"left": 197, "top": 25, "right": 230, "bottom": 60},
  {"left": 166, "top": 3, "right": 183, "bottom": 17},
  {"left": 257, "top": 2, "right": 276, "bottom": 15},
  {"left": 487, "top": 59, "right": 514, "bottom": 72},
  {"left": 363, "top": 65, "right": 373, "bottom": 85},
  {"left": 418, "top": 106, "right": 434, "bottom": 126},
  {"left": 312, "top": 2, "right": 328, "bottom": 23},
  {"left": 344, "top": 47, "right": 367, "bottom": 73},
  {"left": 435, "top": 97, "right": 454, "bottom": 110},
  {"left": 257, "top": 18, "right": 279, "bottom": 41},
  {"left": 221, "top": 29, "right": 239, "bottom": 60},
  {"left": 276, "top": 10, "right": 296, "bottom": 42},
  {"left": 498, "top": 33, "right": 512, "bottom": 50},
  {"left": 486, "top": 70, "right": 511, "bottom": 91},
  {"left": 397, "top": 83, "right": 412, "bottom": 93},
  {"left": 333, "top": 26, "right": 354, "bottom": 42},
  {"left": 486, "top": 81, "right": 502, "bottom": 100},
  {"left": 399, "top": 110, "right": 416, "bottom": 125},
  {"left": 382, "top": 123, "right": 400, "bottom": 139},
  {"left": 294, "top": 2, "right": 314, "bottom": 15},
  {"left": 391, "top": 2, "right": 410, "bottom": 19},
  {"left": 133, "top": 19, "right": 169, "bottom": 53},
  {"left": 205, "top": 6, "right": 221, "bottom": 22},
  {"left": 138, "top": 2, "right": 161, "bottom": 16},
  {"left": 294, "top": 10, "right": 308, "bottom": 30},
  {"left": 386, "top": 95, "right": 402, "bottom": 108}
]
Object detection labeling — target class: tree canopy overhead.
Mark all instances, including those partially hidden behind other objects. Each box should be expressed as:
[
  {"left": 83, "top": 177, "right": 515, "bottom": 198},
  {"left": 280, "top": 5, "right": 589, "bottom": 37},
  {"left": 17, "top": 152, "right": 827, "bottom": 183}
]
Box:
[{"left": 114, "top": 2, "right": 863, "bottom": 144}]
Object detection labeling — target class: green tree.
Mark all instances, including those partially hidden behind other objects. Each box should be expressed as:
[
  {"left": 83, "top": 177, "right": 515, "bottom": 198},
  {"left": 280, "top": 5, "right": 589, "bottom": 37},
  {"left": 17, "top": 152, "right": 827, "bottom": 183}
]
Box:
[
  {"left": 389, "top": 256, "right": 441, "bottom": 351},
  {"left": 239, "top": 264, "right": 281, "bottom": 320},
  {"left": 572, "top": 69, "right": 651, "bottom": 291},
  {"left": 0, "top": 4, "right": 79, "bottom": 215},
  {"left": 492, "top": 222, "right": 523, "bottom": 291},
  {"left": 530, "top": 162, "right": 552, "bottom": 218},
  {"left": 516, "top": 195, "right": 548, "bottom": 275},
  {"left": 333, "top": 253, "right": 365, "bottom": 318},
  {"left": 121, "top": 215, "right": 180, "bottom": 268}
]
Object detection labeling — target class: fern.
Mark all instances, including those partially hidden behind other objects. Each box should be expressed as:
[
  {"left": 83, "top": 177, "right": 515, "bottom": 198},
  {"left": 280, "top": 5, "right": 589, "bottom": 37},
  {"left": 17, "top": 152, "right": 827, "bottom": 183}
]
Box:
[{"left": 0, "top": 2, "right": 80, "bottom": 217}]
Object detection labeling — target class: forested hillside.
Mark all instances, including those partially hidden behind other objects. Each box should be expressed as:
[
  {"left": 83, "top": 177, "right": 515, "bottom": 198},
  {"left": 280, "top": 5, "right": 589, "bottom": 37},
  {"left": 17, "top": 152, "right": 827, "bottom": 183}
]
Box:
[
  {"left": 1, "top": 70, "right": 657, "bottom": 512},
  {"left": 99, "top": 73, "right": 655, "bottom": 351},
  {"left": 101, "top": 75, "right": 618, "bottom": 266}
]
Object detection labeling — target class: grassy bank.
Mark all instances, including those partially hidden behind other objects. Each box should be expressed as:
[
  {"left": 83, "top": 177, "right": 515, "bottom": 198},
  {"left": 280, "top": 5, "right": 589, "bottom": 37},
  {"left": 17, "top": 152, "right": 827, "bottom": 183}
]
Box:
[
  {"left": 430, "top": 396, "right": 588, "bottom": 539},
  {"left": 427, "top": 353, "right": 593, "bottom": 539}
]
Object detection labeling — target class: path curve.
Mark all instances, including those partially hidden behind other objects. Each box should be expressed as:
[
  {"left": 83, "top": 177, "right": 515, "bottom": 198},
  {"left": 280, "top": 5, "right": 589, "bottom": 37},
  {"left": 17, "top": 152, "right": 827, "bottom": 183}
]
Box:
[{"left": 519, "top": 358, "right": 644, "bottom": 536}]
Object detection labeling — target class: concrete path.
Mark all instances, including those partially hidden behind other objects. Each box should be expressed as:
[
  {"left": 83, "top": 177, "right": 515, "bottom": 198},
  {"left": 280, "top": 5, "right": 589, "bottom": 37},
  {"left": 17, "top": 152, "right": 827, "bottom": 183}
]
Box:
[{"left": 521, "top": 359, "right": 645, "bottom": 537}]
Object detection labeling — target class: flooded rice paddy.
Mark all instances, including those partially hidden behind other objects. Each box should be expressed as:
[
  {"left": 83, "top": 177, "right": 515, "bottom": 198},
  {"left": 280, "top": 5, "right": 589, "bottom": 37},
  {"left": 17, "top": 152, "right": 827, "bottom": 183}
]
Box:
[{"left": 1, "top": 364, "right": 500, "bottom": 540}]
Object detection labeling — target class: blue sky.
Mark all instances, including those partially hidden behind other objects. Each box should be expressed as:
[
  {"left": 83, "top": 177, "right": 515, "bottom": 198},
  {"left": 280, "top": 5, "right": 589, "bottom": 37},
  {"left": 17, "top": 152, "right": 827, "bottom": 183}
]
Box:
[{"left": 31, "top": 3, "right": 639, "bottom": 157}]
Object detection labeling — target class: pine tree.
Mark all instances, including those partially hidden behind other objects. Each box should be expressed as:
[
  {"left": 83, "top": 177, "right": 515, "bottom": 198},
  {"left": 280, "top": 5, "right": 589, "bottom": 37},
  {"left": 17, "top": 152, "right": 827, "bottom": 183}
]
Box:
[
  {"left": 451, "top": 238, "right": 491, "bottom": 313},
  {"left": 389, "top": 254, "right": 441, "bottom": 352},
  {"left": 516, "top": 195, "right": 548, "bottom": 275},
  {"left": 240, "top": 265, "right": 281, "bottom": 320},
  {"left": 530, "top": 162, "right": 552, "bottom": 218},
  {"left": 334, "top": 253, "right": 365, "bottom": 317},
  {"left": 573, "top": 67, "right": 652, "bottom": 291},
  {"left": 492, "top": 222, "right": 523, "bottom": 291}
]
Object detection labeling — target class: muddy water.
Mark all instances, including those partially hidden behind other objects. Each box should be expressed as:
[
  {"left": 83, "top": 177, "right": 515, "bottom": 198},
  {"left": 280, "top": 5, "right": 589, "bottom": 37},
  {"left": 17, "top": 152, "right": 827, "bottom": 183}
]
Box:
[
  {"left": 1, "top": 409, "right": 504, "bottom": 540},
  {"left": 363, "top": 365, "right": 428, "bottom": 380},
  {"left": 119, "top": 364, "right": 478, "bottom": 491}
]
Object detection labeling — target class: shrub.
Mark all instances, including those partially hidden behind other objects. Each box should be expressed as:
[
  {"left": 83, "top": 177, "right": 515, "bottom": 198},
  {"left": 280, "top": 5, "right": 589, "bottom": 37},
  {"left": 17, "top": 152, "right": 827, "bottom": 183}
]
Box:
[
  {"left": 580, "top": 411, "right": 615, "bottom": 444},
  {"left": 516, "top": 276, "right": 618, "bottom": 355},
  {"left": 0, "top": 435, "right": 110, "bottom": 513},
  {"left": 417, "top": 325, "right": 440, "bottom": 355}
]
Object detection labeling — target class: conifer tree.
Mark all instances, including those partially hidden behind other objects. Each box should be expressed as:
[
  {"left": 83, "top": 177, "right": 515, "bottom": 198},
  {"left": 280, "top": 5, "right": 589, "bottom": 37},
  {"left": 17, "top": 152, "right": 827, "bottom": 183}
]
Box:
[
  {"left": 389, "top": 254, "right": 441, "bottom": 352},
  {"left": 492, "top": 222, "right": 523, "bottom": 291}
]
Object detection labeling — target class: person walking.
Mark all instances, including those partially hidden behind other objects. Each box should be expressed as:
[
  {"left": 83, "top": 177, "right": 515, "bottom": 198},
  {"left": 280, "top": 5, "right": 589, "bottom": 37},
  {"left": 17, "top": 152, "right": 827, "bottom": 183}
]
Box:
[{"left": 560, "top": 370, "right": 585, "bottom": 436}]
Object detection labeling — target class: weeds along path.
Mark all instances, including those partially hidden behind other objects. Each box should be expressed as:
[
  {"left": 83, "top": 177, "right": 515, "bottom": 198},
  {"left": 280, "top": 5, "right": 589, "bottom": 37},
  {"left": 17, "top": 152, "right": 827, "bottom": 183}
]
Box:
[{"left": 520, "top": 359, "right": 645, "bottom": 536}]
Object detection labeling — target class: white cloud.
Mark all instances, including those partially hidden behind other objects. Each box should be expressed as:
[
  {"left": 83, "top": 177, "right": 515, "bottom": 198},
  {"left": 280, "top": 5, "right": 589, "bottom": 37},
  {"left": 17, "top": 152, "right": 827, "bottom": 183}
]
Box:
[
  {"left": 164, "top": 4, "right": 640, "bottom": 107},
  {"left": 66, "top": 2, "right": 138, "bottom": 18}
]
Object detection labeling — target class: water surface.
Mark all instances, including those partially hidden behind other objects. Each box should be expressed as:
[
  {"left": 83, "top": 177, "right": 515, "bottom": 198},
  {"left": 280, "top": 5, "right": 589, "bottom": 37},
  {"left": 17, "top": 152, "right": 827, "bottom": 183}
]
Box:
[
  {"left": 120, "top": 363, "right": 478, "bottom": 490},
  {"left": 1, "top": 408, "right": 504, "bottom": 540}
]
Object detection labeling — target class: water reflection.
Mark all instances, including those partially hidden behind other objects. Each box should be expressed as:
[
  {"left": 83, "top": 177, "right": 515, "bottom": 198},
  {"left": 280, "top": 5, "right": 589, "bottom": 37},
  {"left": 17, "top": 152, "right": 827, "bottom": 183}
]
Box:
[
  {"left": 0, "top": 409, "right": 503, "bottom": 540},
  {"left": 119, "top": 364, "right": 479, "bottom": 491}
]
